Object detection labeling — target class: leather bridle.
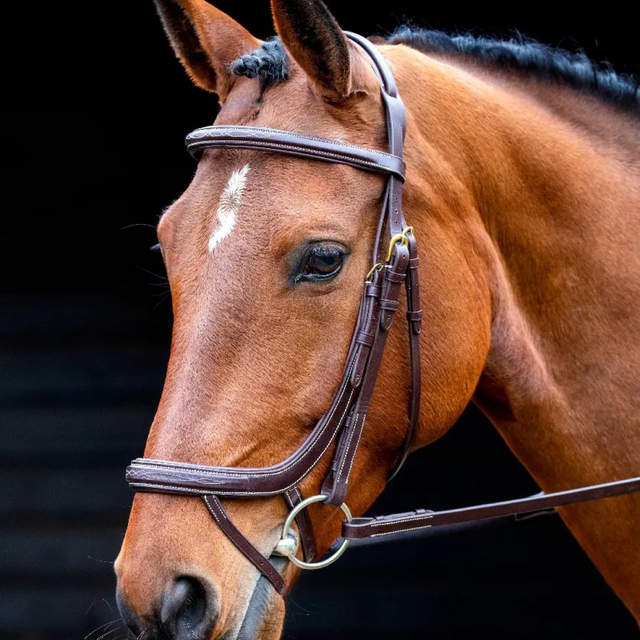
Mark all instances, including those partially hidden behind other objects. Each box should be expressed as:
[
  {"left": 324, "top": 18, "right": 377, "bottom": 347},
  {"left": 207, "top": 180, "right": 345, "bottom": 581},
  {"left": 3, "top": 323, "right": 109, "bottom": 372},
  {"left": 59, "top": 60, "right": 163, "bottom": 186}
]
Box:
[{"left": 126, "top": 32, "right": 640, "bottom": 596}]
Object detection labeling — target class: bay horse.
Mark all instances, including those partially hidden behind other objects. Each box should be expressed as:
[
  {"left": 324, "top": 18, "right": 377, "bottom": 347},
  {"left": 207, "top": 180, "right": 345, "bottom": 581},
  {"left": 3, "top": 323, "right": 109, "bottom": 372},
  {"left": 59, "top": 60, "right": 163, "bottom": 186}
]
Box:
[{"left": 114, "top": 0, "right": 640, "bottom": 638}]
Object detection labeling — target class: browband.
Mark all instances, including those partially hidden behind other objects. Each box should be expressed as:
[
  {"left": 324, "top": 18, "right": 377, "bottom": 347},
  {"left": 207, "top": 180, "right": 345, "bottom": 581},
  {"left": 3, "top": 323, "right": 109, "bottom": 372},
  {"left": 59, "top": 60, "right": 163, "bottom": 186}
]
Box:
[{"left": 185, "top": 126, "right": 406, "bottom": 181}]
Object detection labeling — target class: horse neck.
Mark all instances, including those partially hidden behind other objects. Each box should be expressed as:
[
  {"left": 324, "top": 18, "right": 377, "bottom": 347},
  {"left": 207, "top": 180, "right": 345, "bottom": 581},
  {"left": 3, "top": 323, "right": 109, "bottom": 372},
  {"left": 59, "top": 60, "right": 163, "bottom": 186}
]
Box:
[
  {"left": 393, "top": 47, "right": 640, "bottom": 616},
  {"left": 461, "top": 78, "right": 640, "bottom": 488}
]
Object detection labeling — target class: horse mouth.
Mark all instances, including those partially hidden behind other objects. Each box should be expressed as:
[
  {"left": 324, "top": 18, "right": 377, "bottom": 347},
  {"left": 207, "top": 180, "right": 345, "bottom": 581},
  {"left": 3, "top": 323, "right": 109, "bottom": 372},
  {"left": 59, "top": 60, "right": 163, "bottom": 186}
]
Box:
[{"left": 225, "top": 556, "right": 287, "bottom": 640}]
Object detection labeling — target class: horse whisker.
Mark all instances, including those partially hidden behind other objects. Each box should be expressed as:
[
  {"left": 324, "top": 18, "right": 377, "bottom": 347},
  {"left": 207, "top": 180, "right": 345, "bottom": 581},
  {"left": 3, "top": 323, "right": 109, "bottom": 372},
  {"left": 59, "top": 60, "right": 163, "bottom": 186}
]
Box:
[
  {"left": 96, "top": 622, "right": 125, "bottom": 640},
  {"left": 84, "top": 619, "right": 120, "bottom": 640},
  {"left": 121, "top": 223, "right": 158, "bottom": 231},
  {"left": 152, "top": 291, "right": 172, "bottom": 309}
]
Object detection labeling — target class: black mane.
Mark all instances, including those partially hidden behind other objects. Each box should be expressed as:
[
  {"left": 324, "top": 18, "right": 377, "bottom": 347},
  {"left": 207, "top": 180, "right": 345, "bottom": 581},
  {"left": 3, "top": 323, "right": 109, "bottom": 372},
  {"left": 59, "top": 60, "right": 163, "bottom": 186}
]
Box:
[
  {"left": 231, "top": 28, "right": 639, "bottom": 112},
  {"left": 387, "top": 28, "right": 639, "bottom": 112}
]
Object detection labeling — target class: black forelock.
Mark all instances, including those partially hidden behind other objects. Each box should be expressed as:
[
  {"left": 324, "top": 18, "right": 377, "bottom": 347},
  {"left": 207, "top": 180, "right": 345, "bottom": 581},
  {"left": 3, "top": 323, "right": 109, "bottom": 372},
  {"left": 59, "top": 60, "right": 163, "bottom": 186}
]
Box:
[
  {"left": 231, "top": 38, "right": 289, "bottom": 88},
  {"left": 230, "top": 29, "right": 639, "bottom": 113}
]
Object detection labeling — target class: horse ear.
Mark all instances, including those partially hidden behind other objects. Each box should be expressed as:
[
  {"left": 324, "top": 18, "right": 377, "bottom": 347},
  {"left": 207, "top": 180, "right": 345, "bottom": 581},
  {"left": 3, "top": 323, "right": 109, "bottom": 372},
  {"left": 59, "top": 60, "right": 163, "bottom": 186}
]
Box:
[
  {"left": 153, "top": 0, "right": 260, "bottom": 98},
  {"left": 270, "top": 0, "right": 364, "bottom": 102}
]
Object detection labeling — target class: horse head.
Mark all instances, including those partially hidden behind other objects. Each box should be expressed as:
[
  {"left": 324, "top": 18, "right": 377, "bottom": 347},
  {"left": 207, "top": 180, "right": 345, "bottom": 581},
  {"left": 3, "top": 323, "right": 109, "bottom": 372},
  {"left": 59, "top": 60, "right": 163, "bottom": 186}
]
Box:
[{"left": 115, "top": 0, "right": 501, "bottom": 637}]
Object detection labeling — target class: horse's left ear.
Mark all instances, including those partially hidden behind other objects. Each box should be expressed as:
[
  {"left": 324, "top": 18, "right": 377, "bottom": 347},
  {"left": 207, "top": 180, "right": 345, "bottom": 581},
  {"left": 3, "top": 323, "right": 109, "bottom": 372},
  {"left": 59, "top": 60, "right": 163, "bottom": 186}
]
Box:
[
  {"left": 270, "top": 0, "right": 371, "bottom": 102},
  {"left": 154, "top": 0, "right": 260, "bottom": 99}
]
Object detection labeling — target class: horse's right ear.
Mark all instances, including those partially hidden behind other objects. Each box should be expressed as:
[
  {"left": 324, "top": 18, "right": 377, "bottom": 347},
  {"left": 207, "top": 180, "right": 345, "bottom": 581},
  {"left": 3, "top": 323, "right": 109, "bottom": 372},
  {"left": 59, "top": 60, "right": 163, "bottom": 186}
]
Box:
[{"left": 153, "top": 0, "right": 260, "bottom": 99}]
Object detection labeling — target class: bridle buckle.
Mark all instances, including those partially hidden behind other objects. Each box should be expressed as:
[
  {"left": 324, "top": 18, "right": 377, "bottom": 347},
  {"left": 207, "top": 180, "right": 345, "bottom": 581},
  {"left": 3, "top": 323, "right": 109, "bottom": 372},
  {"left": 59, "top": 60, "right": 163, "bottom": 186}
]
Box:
[
  {"left": 365, "top": 226, "right": 414, "bottom": 282},
  {"left": 385, "top": 226, "right": 414, "bottom": 262}
]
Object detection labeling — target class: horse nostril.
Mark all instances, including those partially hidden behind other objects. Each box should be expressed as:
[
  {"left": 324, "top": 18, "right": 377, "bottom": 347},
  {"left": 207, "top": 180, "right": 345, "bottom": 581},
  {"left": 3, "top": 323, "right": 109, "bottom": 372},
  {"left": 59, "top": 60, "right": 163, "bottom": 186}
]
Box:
[{"left": 160, "top": 576, "right": 216, "bottom": 640}]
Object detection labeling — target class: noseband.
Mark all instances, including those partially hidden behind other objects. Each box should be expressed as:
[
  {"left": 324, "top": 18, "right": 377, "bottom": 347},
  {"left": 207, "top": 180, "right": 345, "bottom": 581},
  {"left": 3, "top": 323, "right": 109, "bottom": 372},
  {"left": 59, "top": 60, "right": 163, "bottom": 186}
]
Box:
[{"left": 127, "top": 33, "right": 640, "bottom": 595}]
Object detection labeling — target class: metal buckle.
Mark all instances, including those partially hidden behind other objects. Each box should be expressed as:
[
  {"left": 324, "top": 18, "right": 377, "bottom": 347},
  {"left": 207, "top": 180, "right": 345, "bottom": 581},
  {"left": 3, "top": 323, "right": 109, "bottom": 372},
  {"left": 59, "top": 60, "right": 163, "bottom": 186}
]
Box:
[
  {"left": 385, "top": 226, "right": 414, "bottom": 262},
  {"left": 364, "top": 227, "right": 414, "bottom": 282},
  {"left": 274, "top": 494, "right": 352, "bottom": 570}
]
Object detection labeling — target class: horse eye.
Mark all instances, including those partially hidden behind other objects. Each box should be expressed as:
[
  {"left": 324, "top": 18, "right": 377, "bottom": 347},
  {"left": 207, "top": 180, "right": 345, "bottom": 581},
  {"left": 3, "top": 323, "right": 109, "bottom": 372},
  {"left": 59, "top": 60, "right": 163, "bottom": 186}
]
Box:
[
  {"left": 307, "top": 247, "right": 343, "bottom": 275},
  {"left": 295, "top": 245, "right": 345, "bottom": 283}
]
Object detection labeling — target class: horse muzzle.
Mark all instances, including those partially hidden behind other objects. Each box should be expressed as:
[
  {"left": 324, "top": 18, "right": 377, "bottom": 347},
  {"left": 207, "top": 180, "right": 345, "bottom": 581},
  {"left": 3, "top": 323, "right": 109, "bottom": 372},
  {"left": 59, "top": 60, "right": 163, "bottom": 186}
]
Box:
[
  {"left": 116, "top": 574, "right": 217, "bottom": 640},
  {"left": 115, "top": 556, "right": 287, "bottom": 640}
]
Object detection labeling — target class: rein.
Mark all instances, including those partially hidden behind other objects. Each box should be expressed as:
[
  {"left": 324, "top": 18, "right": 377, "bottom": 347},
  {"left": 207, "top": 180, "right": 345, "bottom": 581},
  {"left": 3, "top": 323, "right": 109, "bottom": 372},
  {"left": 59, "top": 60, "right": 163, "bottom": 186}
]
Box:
[{"left": 126, "top": 32, "right": 640, "bottom": 596}]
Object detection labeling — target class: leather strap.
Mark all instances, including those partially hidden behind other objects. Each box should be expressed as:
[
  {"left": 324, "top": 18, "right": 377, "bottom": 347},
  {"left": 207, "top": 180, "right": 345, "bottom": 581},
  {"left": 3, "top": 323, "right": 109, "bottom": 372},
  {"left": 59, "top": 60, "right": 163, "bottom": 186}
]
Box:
[
  {"left": 322, "top": 245, "right": 410, "bottom": 506},
  {"left": 342, "top": 477, "right": 640, "bottom": 541},
  {"left": 346, "top": 33, "right": 407, "bottom": 239},
  {"left": 202, "top": 495, "right": 285, "bottom": 594},
  {"left": 284, "top": 487, "right": 317, "bottom": 562},
  {"left": 186, "top": 126, "right": 406, "bottom": 181},
  {"left": 331, "top": 499, "right": 555, "bottom": 550},
  {"left": 388, "top": 236, "right": 422, "bottom": 480}
]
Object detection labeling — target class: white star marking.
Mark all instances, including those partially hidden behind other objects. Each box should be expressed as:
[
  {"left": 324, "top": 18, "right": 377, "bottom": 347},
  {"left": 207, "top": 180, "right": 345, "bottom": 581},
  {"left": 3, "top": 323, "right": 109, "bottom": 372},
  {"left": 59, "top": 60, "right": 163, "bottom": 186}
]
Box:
[{"left": 208, "top": 164, "right": 250, "bottom": 253}]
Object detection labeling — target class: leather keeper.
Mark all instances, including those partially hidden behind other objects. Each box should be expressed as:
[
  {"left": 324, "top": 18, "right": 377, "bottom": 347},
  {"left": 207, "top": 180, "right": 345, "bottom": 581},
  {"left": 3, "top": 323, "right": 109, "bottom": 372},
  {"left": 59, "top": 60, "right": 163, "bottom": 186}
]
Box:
[
  {"left": 379, "top": 298, "right": 400, "bottom": 332},
  {"left": 384, "top": 268, "right": 407, "bottom": 284},
  {"left": 350, "top": 343, "right": 369, "bottom": 388},
  {"left": 365, "top": 283, "right": 381, "bottom": 298},
  {"left": 379, "top": 299, "right": 399, "bottom": 311},
  {"left": 407, "top": 309, "right": 423, "bottom": 334},
  {"left": 380, "top": 301, "right": 400, "bottom": 331},
  {"left": 355, "top": 330, "right": 376, "bottom": 347},
  {"left": 380, "top": 311, "right": 396, "bottom": 331}
]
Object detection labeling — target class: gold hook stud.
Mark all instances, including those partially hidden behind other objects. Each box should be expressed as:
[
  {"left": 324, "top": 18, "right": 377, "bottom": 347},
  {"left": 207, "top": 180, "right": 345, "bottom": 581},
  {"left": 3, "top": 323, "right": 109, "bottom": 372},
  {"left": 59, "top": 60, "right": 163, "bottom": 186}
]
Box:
[
  {"left": 365, "top": 263, "right": 384, "bottom": 282},
  {"left": 385, "top": 226, "right": 414, "bottom": 262}
]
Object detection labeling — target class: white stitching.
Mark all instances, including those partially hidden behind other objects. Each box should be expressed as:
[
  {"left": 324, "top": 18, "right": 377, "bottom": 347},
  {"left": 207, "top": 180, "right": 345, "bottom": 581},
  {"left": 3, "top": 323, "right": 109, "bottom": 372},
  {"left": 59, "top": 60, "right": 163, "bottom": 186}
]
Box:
[
  {"left": 189, "top": 140, "right": 405, "bottom": 177},
  {"left": 128, "top": 468, "right": 240, "bottom": 481},
  {"left": 132, "top": 483, "right": 207, "bottom": 495},
  {"left": 132, "top": 482, "right": 292, "bottom": 497},
  {"left": 336, "top": 412, "right": 360, "bottom": 483},
  {"left": 187, "top": 126, "right": 399, "bottom": 159},
  {"left": 205, "top": 499, "right": 263, "bottom": 564},
  {"left": 189, "top": 136, "right": 397, "bottom": 161},
  {"left": 369, "top": 513, "right": 434, "bottom": 527},
  {"left": 368, "top": 523, "right": 433, "bottom": 538},
  {"left": 343, "top": 414, "right": 366, "bottom": 488},
  {"left": 289, "top": 388, "right": 355, "bottom": 487},
  {"left": 204, "top": 496, "right": 223, "bottom": 526}
]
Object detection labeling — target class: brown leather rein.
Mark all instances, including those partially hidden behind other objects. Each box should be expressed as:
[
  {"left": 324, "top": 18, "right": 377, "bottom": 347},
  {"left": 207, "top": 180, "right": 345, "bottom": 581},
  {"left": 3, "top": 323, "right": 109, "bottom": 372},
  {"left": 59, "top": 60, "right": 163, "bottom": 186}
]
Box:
[{"left": 126, "top": 32, "right": 640, "bottom": 596}]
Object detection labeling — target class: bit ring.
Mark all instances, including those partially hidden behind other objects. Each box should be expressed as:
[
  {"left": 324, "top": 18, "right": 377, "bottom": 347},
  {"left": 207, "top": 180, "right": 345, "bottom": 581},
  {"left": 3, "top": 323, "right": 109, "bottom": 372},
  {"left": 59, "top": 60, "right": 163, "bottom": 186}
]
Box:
[{"left": 278, "top": 494, "right": 352, "bottom": 570}]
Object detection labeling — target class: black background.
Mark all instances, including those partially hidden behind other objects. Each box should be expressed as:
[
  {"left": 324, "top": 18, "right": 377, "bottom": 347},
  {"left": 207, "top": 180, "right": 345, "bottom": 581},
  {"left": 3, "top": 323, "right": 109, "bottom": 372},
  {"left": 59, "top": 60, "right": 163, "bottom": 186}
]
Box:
[{"left": 1, "top": 1, "right": 639, "bottom": 638}]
